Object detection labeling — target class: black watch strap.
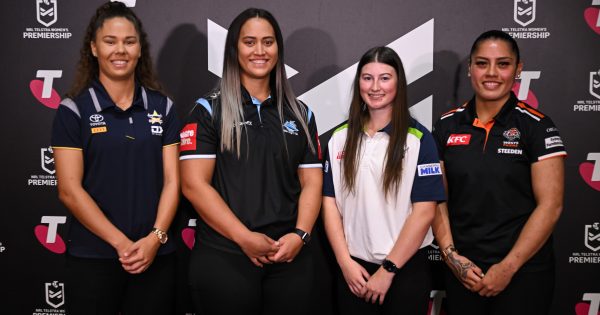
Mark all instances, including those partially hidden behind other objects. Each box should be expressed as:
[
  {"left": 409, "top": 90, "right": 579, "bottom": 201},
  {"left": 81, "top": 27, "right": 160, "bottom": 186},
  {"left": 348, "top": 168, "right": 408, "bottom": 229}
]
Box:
[
  {"left": 382, "top": 259, "right": 400, "bottom": 273},
  {"left": 293, "top": 228, "right": 311, "bottom": 244}
]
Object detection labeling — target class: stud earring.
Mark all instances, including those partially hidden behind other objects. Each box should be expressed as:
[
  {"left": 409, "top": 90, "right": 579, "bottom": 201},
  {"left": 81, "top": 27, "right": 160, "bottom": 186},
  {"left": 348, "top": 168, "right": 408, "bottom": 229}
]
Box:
[{"left": 515, "top": 73, "right": 521, "bottom": 79}]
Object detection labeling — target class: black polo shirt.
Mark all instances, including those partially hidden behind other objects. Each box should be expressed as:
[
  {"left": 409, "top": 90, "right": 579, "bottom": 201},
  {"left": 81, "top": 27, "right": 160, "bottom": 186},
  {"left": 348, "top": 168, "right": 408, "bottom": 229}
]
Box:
[
  {"left": 51, "top": 79, "right": 180, "bottom": 258},
  {"left": 179, "top": 88, "right": 322, "bottom": 254},
  {"left": 432, "top": 93, "right": 566, "bottom": 271}
]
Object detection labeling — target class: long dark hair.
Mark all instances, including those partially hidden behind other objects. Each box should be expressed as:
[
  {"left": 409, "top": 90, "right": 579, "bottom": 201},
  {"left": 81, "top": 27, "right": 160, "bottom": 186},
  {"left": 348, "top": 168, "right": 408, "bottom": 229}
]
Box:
[
  {"left": 217, "top": 8, "right": 314, "bottom": 157},
  {"left": 343, "top": 46, "right": 409, "bottom": 198},
  {"left": 67, "top": 1, "right": 162, "bottom": 97}
]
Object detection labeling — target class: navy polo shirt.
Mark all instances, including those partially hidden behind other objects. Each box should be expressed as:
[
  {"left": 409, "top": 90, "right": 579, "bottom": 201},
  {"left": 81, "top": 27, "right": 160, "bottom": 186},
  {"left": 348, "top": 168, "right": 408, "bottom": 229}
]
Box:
[
  {"left": 432, "top": 92, "right": 566, "bottom": 271},
  {"left": 179, "top": 87, "right": 322, "bottom": 254},
  {"left": 51, "top": 79, "right": 180, "bottom": 258}
]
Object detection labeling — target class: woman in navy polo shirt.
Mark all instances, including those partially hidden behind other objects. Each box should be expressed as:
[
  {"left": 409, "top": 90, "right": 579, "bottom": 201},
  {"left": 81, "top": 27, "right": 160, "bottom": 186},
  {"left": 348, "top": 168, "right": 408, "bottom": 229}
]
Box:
[
  {"left": 51, "top": 2, "right": 180, "bottom": 314},
  {"left": 432, "top": 30, "right": 566, "bottom": 315},
  {"left": 321, "top": 47, "right": 445, "bottom": 314},
  {"left": 180, "top": 8, "right": 322, "bottom": 315}
]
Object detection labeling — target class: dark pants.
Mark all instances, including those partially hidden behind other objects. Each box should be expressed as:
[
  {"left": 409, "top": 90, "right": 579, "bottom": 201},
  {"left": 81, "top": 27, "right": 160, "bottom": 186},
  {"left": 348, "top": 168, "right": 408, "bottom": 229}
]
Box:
[
  {"left": 65, "top": 253, "right": 176, "bottom": 315},
  {"left": 189, "top": 244, "right": 314, "bottom": 315},
  {"left": 444, "top": 265, "right": 555, "bottom": 315},
  {"left": 336, "top": 248, "right": 432, "bottom": 315}
]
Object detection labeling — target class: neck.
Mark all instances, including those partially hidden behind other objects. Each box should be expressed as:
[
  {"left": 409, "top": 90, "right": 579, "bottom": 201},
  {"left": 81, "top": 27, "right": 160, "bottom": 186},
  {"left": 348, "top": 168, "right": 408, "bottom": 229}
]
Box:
[
  {"left": 475, "top": 94, "right": 510, "bottom": 124},
  {"left": 241, "top": 77, "right": 271, "bottom": 102},
  {"left": 99, "top": 74, "right": 136, "bottom": 110},
  {"left": 366, "top": 107, "right": 392, "bottom": 136}
]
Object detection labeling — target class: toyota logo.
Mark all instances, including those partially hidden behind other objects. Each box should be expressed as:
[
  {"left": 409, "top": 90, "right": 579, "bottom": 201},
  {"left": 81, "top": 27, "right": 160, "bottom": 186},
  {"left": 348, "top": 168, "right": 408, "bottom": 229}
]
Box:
[{"left": 89, "top": 114, "right": 104, "bottom": 123}]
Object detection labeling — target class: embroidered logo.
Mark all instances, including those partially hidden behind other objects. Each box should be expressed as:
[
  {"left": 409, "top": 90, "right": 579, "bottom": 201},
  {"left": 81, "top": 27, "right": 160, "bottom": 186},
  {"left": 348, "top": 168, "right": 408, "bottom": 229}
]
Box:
[
  {"left": 417, "top": 163, "right": 442, "bottom": 177},
  {"left": 283, "top": 120, "right": 299, "bottom": 135},
  {"left": 503, "top": 128, "right": 521, "bottom": 141},
  {"left": 447, "top": 134, "right": 471, "bottom": 146},
  {"left": 147, "top": 110, "right": 163, "bottom": 124}
]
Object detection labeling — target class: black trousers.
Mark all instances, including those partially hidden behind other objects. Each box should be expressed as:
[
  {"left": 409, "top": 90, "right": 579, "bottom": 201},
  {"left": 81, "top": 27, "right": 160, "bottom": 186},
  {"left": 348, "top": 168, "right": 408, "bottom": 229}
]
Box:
[
  {"left": 336, "top": 248, "right": 432, "bottom": 315},
  {"left": 189, "top": 244, "right": 314, "bottom": 315},
  {"left": 444, "top": 265, "right": 555, "bottom": 315},
  {"left": 65, "top": 253, "right": 176, "bottom": 315}
]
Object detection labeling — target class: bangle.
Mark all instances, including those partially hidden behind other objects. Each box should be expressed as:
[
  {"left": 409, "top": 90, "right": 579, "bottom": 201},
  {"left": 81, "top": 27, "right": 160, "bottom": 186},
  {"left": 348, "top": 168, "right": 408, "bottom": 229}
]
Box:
[{"left": 441, "top": 244, "right": 458, "bottom": 261}]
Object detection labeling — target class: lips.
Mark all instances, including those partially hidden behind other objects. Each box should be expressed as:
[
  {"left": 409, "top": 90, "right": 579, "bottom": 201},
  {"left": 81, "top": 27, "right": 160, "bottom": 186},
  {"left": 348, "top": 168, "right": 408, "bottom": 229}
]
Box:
[
  {"left": 482, "top": 81, "right": 501, "bottom": 89},
  {"left": 111, "top": 60, "right": 128, "bottom": 67}
]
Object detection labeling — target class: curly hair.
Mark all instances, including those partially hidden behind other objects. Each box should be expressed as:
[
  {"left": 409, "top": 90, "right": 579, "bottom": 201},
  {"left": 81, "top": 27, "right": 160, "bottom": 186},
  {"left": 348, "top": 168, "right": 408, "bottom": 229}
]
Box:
[{"left": 67, "top": 1, "right": 162, "bottom": 97}]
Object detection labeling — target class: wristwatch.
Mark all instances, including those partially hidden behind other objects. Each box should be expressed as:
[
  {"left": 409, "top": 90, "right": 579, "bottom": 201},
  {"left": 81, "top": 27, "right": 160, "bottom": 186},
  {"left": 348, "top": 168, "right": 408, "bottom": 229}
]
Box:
[
  {"left": 151, "top": 227, "right": 168, "bottom": 244},
  {"left": 293, "top": 228, "right": 311, "bottom": 245},
  {"left": 382, "top": 259, "right": 400, "bottom": 273}
]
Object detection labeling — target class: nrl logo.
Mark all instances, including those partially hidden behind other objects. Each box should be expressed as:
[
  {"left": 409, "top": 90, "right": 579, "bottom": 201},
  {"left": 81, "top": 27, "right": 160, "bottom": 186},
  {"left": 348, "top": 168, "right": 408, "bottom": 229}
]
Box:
[
  {"left": 41, "top": 147, "right": 55, "bottom": 175},
  {"left": 514, "top": 0, "right": 536, "bottom": 27},
  {"left": 36, "top": 0, "right": 58, "bottom": 27},
  {"left": 45, "top": 281, "right": 65, "bottom": 308},
  {"left": 590, "top": 69, "right": 600, "bottom": 100},
  {"left": 585, "top": 222, "right": 600, "bottom": 252}
]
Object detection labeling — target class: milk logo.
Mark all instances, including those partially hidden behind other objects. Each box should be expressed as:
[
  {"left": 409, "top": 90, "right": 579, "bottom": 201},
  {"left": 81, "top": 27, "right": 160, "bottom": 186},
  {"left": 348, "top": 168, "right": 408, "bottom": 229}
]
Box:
[
  {"left": 208, "top": 19, "right": 435, "bottom": 133},
  {"left": 45, "top": 281, "right": 65, "bottom": 308},
  {"left": 590, "top": 69, "right": 600, "bottom": 100},
  {"left": 585, "top": 222, "right": 600, "bottom": 252},
  {"left": 37, "top": 0, "right": 58, "bottom": 27},
  {"left": 514, "top": 0, "right": 536, "bottom": 27},
  {"left": 41, "top": 147, "right": 55, "bottom": 175}
]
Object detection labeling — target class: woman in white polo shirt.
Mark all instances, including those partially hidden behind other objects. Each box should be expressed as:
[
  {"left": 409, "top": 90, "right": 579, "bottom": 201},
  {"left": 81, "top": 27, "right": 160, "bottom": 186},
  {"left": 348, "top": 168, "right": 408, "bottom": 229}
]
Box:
[{"left": 322, "top": 46, "right": 445, "bottom": 315}]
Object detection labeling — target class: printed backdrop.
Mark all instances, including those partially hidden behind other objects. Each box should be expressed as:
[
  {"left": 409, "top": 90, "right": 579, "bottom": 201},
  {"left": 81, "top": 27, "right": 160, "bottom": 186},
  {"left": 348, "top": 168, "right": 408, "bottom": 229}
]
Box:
[{"left": 1, "top": 0, "right": 599, "bottom": 314}]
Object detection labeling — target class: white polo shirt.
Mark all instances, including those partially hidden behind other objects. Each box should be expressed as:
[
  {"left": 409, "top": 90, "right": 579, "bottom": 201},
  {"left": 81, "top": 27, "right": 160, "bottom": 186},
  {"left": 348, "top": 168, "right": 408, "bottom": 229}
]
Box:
[{"left": 323, "top": 119, "right": 445, "bottom": 264}]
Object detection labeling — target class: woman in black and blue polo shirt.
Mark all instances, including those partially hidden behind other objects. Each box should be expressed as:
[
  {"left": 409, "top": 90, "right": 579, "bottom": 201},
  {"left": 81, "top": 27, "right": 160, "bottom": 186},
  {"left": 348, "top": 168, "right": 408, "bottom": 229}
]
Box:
[
  {"left": 51, "top": 2, "right": 180, "bottom": 314},
  {"left": 180, "top": 8, "right": 322, "bottom": 315}
]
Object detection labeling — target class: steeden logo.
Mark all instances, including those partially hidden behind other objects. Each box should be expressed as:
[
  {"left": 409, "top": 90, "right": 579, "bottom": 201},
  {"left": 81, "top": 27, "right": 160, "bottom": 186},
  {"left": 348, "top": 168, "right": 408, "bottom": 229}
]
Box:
[
  {"left": 580, "top": 153, "right": 600, "bottom": 191},
  {"left": 34, "top": 216, "right": 66, "bottom": 254}
]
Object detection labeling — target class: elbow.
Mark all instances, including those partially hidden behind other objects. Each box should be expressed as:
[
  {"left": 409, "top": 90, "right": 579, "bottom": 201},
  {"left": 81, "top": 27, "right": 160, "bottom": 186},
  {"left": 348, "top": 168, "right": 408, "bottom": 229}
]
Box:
[{"left": 57, "top": 184, "right": 75, "bottom": 206}]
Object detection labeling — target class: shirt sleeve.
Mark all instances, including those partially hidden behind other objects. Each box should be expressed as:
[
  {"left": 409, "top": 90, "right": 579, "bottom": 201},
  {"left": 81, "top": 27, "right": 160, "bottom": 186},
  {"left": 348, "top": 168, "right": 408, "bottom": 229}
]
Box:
[
  {"left": 51, "top": 99, "right": 82, "bottom": 150},
  {"left": 528, "top": 116, "right": 567, "bottom": 162},
  {"left": 179, "top": 98, "right": 218, "bottom": 160},
  {"left": 411, "top": 128, "right": 446, "bottom": 203},
  {"left": 322, "top": 146, "right": 335, "bottom": 197},
  {"left": 162, "top": 97, "right": 181, "bottom": 146},
  {"left": 298, "top": 108, "right": 322, "bottom": 168}
]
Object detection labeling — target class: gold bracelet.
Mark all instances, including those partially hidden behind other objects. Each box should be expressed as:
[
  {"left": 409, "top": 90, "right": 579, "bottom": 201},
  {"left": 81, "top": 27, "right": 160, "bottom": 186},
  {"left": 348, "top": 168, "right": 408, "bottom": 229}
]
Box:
[{"left": 441, "top": 244, "right": 458, "bottom": 261}]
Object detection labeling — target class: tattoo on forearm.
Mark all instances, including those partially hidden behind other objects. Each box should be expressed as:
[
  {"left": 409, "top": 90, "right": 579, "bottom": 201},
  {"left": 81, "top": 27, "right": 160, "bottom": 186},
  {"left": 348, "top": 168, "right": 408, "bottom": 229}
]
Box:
[{"left": 448, "top": 254, "right": 473, "bottom": 279}]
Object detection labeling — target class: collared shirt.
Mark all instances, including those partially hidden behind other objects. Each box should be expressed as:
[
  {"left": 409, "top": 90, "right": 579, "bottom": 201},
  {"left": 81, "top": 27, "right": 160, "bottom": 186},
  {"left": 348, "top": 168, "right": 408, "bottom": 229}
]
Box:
[
  {"left": 323, "top": 118, "right": 445, "bottom": 264},
  {"left": 51, "top": 79, "right": 180, "bottom": 258},
  {"left": 432, "top": 92, "right": 566, "bottom": 270},
  {"left": 179, "top": 88, "right": 321, "bottom": 254}
]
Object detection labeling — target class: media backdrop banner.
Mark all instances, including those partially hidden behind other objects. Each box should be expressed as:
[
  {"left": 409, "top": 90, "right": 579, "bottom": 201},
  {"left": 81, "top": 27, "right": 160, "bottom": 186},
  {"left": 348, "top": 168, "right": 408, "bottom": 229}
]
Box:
[{"left": 1, "top": 0, "right": 599, "bottom": 314}]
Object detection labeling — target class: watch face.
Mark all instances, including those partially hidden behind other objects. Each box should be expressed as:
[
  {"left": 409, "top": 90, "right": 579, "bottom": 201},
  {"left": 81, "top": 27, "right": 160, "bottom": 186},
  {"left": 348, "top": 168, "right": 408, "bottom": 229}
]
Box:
[{"left": 382, "top": 260, "right": 397, "bottom": 273}]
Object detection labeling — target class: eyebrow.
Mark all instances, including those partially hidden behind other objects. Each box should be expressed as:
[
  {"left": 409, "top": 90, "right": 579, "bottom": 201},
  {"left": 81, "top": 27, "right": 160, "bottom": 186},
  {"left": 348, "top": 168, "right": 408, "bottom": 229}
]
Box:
[{"left": 473, "top": 56, "right": 513, "bottom": 60}]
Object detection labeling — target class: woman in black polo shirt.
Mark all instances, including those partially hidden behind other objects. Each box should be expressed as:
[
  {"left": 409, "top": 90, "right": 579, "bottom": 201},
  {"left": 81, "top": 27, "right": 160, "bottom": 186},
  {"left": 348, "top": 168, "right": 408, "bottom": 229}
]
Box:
[
  {"left": 51, "top": 2, "right": 180, "bottom": 314},
  {"left": 180, "top": 8, "right": 322, "bottom": 315},
  {"left": 432, "top": 30, "right": 566, "bottom": 315}
]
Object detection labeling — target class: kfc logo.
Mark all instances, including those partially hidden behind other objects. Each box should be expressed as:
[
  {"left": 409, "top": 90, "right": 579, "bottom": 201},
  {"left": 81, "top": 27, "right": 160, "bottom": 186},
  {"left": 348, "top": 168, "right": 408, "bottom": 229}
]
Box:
[{"left": 447, "top": 134, "right": 471, "bottom": 146}]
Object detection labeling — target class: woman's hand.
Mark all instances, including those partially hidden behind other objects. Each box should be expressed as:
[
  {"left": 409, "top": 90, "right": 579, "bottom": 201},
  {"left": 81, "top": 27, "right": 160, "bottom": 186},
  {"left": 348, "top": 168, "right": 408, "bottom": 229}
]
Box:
[
  {"left": 119, "top": 234, "right": 161, "bottom": 274},
  {"left": 238, "top": 231, "right": 280, "bottom": 267},
  {"left": 445, "top": 252, "right": 484, "bottom": 290},
  {"left": 363, "top": 267, "right": 394, "bottom": 305},
  {"left": 339, "top": 258, "right": 370, "bottom": 298},
  {"left": 472, "top": 261, "right": 515, "bottom": 297},
  {"left": 267, "top": 233, "right": 303, "bottom": 263}
]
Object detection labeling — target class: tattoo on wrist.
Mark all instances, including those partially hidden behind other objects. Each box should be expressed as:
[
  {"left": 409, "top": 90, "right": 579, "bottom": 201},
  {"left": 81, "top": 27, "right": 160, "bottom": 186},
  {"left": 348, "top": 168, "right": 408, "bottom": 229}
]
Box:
[{"left": 448, "top": 253, "right": 473, "bottom": 279}]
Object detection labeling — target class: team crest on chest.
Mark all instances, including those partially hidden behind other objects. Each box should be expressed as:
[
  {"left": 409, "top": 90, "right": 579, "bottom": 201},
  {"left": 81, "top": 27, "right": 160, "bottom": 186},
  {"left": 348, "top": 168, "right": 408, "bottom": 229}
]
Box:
[
  {"left": 147, "top": 110, "right": 163, "bottom": 125},
  {"left": 502, "top": 127, "right": 521, "bottom": 148},
  {"left": 283, "top": 120, "right": 299, "bottom": 135}
]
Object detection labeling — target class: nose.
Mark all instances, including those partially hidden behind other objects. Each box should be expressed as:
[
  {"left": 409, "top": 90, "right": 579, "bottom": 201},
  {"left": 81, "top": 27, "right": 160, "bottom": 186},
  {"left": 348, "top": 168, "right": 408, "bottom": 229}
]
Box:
[
  {"left": 371, "top": 79, "right": 381, "bottom": 91},
  {"left": 254, "top": 43, "right": 265, "bottom": 55},
  {"left": 486, "top": 64, "right": 498, "bottom": 76},
  {"left": 115, "top": 41, "right": 126, "bottom": 54}
]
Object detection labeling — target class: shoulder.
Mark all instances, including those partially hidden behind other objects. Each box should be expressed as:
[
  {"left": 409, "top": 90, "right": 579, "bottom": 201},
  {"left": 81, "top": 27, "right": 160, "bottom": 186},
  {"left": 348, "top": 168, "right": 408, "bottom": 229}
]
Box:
[{"left": 192, "top": 90, "right": 221, "bottom": 117}]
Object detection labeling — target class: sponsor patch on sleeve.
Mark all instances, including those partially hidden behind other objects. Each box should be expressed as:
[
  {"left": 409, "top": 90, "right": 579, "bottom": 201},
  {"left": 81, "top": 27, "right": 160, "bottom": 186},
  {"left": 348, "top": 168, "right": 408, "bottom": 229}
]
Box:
[
  {"left": 180, "top": 123, "right": 197, "bottom": 151},
  {"left": 447, "top": 134, "right": 471, "bottom": 146},
  {"left": 545, "top": 136, "right": 564, "bottom": 149},
  {"left": 417, "top": 163, "right": 442, "bottom": 176}
]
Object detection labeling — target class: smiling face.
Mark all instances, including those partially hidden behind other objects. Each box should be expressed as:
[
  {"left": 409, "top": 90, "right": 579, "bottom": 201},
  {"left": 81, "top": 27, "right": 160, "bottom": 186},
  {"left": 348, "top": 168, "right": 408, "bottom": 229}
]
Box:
[
  {"left": 91, "top": 17, "right": 140, "bottom": 84},
  {"left": 469, "top": 39, "right": 523, "bottom": 106},
  {"left": 237, "top": 17, "right": 278, "bottom": 85},
  {"left": 359, "top": 62, "right": 398, "bottom": 113}
]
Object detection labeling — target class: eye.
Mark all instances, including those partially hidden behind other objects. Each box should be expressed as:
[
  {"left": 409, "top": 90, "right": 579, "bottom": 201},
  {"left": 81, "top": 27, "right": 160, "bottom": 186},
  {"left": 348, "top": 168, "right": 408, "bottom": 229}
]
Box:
[
  {"left": 263, "top": 38, "right": 275, "bottom": 46},
  {"left": 104, "top": 39, "right": 115, "bottom": 45},
  {"left": 497, "top": 61, "right": 510, "bottom": 68},
  {"left": 381, "top": 75, "right": 392, "bottom": 81},
  {"left": 361, "top": 75, "right": 372, "bottom": 81},
  {"left": 242, "top": 39, "right": 255, "bottom": 47},
  {"left": 475, "top": 61, "right": 487, "bottom": 67}
]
